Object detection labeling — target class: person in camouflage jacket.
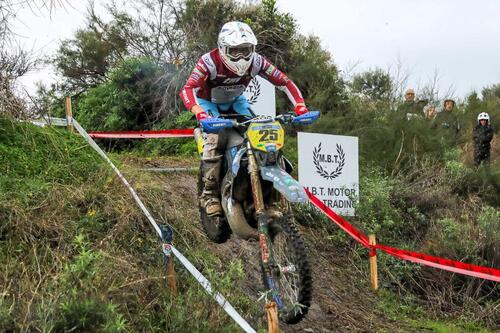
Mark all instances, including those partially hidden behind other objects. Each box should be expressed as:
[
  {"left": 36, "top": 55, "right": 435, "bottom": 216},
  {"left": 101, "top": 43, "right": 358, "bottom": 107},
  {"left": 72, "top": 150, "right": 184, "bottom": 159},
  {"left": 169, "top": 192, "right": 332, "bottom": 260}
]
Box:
[
  {"left": 434, "top": 99, "right": 460, "bottom": 142},
  {"left": 397, "top": 89, "right": 422, "bottom": 119},
  {"left": 473, "top": 112, "right": 494, "bottom": 166}
]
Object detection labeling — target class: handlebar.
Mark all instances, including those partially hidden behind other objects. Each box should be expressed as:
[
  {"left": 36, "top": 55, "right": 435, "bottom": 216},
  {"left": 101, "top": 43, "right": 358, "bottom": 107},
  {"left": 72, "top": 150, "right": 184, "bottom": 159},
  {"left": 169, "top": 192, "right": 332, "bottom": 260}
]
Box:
[{"left": 200, "top": 111, "right": 320, "bottom": 134}]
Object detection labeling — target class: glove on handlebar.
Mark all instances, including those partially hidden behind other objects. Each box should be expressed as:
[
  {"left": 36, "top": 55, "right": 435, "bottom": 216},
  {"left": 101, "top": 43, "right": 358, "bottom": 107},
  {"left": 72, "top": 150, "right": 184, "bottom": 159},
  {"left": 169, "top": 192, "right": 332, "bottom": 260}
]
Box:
[
  {"left": 295, "top": 105, "right": 309, "bottom": 116},
  {"left": 196, "top": 111, "right": 210, "bottom": 123}
]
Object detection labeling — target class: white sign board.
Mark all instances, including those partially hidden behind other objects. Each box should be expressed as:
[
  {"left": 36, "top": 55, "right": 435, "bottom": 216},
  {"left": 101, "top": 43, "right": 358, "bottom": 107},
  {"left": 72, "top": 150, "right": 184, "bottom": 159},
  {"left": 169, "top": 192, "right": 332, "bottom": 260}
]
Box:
[
  {"left": 244, "top": 76, "right": 276, "bottom": 117},
  {"left": 298, "top": 132, "right": 359, "bottom": 216}
]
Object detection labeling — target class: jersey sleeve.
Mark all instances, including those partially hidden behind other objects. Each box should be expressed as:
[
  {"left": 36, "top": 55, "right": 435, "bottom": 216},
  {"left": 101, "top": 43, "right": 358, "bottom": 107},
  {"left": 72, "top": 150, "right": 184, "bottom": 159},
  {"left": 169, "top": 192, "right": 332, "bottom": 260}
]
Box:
[
  {"left": 180, "top": 57, "right": 209, "bottom": 111},
  {"left": 257, "top": 56, "right": 305, "bottom": 106}
]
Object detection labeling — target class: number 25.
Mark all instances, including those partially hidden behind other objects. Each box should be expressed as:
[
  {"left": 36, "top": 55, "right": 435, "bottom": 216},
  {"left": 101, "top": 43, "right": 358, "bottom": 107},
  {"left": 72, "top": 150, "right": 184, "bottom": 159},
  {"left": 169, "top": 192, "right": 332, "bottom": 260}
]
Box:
[{"left": 259, "top": 129, "right": 278, "bottom": 141}]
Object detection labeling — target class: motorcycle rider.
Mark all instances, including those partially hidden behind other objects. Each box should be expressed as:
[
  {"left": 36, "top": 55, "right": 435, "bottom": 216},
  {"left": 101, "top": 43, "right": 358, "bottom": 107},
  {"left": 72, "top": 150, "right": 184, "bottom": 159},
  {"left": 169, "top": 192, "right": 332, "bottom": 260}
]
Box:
[{"left": 180, "top": 21, "right": 309, "bottom": 216}]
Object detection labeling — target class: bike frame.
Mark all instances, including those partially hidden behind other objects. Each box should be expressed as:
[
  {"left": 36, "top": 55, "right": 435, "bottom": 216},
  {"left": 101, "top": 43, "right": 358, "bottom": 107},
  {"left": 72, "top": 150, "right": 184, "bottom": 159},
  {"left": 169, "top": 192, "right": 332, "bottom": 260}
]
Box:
[{"left": 245, "top": 137, "right": 284, "bottom": 307}]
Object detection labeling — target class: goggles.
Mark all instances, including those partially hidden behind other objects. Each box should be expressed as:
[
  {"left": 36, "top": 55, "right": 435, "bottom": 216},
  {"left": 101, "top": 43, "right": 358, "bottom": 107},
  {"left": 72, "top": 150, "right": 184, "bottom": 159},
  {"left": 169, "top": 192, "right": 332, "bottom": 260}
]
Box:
[{"left": 226, "top": 45, "right": 254, "bottom": 61}]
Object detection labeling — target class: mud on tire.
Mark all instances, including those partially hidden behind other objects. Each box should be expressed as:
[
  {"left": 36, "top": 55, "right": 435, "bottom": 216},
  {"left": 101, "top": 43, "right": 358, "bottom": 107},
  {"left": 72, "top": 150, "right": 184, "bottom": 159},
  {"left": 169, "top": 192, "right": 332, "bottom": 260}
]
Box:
[{"left": 197, "top": 163, "right": 231, "bottom": 243}]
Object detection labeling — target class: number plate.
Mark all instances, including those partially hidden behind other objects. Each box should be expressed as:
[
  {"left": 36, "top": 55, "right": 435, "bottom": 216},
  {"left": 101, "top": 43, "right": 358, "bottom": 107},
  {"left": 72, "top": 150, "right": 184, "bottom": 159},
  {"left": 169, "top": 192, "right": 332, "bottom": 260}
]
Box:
[{"left": 247, "top": 121, "right": 284, "bottom": 152}]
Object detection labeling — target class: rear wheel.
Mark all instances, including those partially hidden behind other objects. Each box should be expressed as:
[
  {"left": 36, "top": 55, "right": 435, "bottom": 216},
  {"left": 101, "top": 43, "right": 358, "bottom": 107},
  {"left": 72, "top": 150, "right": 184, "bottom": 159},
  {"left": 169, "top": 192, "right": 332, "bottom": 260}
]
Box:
[
  {"left": 197, "top": 164, "right": 231, "bottom": 243},
  {"left": 261, "top": 216, "right": 312, "bottom": 324}
]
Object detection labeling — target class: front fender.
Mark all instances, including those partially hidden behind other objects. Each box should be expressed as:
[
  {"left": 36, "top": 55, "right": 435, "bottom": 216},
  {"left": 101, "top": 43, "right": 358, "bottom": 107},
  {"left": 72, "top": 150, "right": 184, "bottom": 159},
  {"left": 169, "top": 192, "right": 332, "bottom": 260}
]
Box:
[{"left": 260, "top": 166, "right": 308, "bottom": 203}]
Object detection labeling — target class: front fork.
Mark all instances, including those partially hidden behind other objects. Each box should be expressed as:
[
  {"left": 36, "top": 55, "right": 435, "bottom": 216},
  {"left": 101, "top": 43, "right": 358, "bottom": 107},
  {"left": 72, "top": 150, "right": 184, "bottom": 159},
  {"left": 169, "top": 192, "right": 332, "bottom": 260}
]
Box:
[{"left": 247, "top": 142, "right": 283, "bottom": 308}]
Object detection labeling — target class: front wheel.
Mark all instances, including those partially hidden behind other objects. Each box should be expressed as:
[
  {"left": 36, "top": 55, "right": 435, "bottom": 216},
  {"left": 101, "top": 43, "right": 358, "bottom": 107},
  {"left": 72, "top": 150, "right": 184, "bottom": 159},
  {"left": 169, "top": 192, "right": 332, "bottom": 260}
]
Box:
[{"left": 261, "top": 216, "right": 312, "bottom": 324}]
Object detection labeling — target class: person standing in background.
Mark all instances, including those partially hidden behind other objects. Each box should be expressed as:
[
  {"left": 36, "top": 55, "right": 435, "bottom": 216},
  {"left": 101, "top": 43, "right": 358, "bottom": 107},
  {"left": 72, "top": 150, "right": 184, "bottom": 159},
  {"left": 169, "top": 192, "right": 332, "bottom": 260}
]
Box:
[
  {"left": 473, "top": 112, "right": 494, "bottom": 166},
  {"left": 425, "top": 105, "right": 437, "bottom": 120},
  {"left": 435, "top": 99, "right": 460, "bottom": 142},
  {"left": 397, "top": 88, "right": 417, "bottom": 118}
]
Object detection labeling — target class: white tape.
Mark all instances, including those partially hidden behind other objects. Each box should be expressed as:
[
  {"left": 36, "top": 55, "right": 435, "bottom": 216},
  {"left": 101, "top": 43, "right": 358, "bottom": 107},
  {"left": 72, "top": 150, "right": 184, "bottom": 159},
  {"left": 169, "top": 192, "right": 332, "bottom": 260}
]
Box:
[
  {"left": 35, "top": 116, "right": 69, "bottom": 127},
  {"left": 71, "top": 119, "right": 256, "bottom": 333},
  {"left": 171, "top": 247, "right": 257, "bottom": 333}
]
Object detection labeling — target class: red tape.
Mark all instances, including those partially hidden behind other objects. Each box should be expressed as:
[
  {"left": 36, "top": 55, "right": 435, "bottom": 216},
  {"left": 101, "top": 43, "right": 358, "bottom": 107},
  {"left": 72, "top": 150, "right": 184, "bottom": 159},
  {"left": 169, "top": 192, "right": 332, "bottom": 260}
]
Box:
[
  {"left": 89, "top": 129, "right": 195, "bottom": 139},
  {"left": 304, "top": 188, "right": 500, "bottom": 283},
  {"left": 377, "top": 245, "right": 500, "bottom": 282},
  {"left": 305, "top": 189, "right": 370, "bottom": 248}
]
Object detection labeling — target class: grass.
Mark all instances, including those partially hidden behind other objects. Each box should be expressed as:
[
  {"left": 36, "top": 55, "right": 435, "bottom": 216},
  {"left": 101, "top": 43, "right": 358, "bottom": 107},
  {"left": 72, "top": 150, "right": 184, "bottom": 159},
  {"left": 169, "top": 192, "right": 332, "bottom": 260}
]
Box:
[
  {"left": 375, "top": 289, "right": 494, "bottom": 333},
  {"left": 0, "top": 117, "right": 261, "bottom": 332}
]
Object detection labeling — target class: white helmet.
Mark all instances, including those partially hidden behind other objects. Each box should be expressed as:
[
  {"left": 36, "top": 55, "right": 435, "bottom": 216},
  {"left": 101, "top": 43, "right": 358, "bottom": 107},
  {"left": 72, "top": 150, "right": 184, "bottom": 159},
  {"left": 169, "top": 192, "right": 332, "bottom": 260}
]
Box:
[
  {"left": 477, "top": 112, "right": 490, "bottom": 124},
  {"left": 218, "top": 21, "right": 257, "bottom": 76}
]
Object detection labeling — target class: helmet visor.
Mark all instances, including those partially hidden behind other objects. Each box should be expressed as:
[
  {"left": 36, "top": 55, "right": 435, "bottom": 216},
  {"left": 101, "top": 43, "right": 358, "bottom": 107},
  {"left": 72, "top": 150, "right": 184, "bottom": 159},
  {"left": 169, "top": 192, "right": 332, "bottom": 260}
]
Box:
[{"left": 226, "top": 45, "right": 254, "bottom": 61}]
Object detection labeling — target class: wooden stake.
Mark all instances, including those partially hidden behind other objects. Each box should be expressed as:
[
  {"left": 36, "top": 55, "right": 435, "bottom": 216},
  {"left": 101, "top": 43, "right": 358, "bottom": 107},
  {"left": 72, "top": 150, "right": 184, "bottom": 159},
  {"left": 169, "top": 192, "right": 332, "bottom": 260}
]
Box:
[
  {"left": 166, "top": 255, "right": 177, "bottom": 295},
  {"left": 64, "top": 96, "right": 74, "bottom": 132},
  {"left": 265, "top": 301, "right": 280, "bottom": 333},
  {"left": 369, "top": 234, "right": 378, "bottom": 291}
]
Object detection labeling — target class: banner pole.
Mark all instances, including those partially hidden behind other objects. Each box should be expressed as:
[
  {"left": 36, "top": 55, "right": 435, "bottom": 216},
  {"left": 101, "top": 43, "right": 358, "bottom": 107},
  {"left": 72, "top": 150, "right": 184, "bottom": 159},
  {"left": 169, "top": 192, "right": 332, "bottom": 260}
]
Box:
[
  {"left": 64, "top": 96, "right": 74, "bottom": 132},
  {"left": 369, "top": 234, "right": 378, "bottom": 291}
]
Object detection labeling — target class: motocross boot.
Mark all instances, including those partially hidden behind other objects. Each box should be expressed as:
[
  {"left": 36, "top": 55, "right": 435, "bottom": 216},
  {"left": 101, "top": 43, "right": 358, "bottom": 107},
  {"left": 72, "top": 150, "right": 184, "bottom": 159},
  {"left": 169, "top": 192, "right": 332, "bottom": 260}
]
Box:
[{"left": 201, "top": 159, "right": 223, "bottom": 216}]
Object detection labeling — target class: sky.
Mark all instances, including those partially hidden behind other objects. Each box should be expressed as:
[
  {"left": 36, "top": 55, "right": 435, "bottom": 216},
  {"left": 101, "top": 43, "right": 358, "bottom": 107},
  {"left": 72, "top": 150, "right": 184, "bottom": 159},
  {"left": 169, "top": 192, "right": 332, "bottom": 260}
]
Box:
[{"left": 12, "top": 0, "right": 500, "bottom": 99}]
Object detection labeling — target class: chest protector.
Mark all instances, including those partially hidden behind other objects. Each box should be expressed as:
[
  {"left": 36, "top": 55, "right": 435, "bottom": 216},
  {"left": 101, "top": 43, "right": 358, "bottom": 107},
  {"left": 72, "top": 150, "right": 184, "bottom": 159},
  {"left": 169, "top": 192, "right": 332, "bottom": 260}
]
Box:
[{"left": 202, "top": 52, "right": 262, "bottom": 104}]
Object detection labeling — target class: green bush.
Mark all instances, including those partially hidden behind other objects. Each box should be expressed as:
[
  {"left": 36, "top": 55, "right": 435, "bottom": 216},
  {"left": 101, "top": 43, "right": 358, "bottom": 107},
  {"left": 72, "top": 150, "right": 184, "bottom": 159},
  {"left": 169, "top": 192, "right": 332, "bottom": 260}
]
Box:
[
  {"left": 74, "top": 58, "right": 162, "bottom": 132},
  {"left": 354, "top": 168, "right": 428, "bottom": 245}
]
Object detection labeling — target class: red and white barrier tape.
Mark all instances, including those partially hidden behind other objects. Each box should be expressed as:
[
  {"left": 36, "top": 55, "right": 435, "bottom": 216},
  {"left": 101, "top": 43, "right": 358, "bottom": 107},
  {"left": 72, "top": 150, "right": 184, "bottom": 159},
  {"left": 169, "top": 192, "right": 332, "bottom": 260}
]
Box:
[
  {"left": 89, "top": 129, "right": 195, "bottom": 139},
  {"left": 305, "top": 189, "right": 500, "bottom": 283}
]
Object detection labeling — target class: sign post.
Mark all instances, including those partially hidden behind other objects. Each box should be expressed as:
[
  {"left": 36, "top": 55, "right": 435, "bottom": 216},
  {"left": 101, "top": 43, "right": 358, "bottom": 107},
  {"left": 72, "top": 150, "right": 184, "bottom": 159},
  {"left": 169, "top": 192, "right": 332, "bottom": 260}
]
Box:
[
  {"left": 64, "top": 96, "right": 74, "bottom": 132},
  {"left": 298, "top": 132, "right": 359, "bottom": 216}
]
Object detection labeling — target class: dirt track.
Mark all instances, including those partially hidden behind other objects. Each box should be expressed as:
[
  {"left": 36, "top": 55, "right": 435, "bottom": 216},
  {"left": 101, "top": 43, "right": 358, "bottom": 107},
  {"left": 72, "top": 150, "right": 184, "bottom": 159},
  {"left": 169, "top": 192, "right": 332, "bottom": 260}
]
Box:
[{"left": 120, "top": 155, "right": 423, "bottom": 333}]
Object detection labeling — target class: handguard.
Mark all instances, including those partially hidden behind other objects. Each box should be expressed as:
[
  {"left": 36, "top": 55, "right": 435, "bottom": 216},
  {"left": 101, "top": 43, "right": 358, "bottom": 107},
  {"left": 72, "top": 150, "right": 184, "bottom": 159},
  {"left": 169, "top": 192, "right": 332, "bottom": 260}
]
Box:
[
  {"left": 292, "top": 111, "right": 320, "bottom": 125},
  {"left": 200, "top": 118, "right": 234, "bottom": 133}
]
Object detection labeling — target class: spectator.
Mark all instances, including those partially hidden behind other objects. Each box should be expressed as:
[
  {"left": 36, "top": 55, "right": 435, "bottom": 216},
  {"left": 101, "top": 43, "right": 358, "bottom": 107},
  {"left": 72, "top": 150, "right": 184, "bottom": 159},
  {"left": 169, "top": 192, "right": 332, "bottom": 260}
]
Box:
[
  {"left": 397, "top": 89, "right": 416, "bottom": 116},
  {"left": 473, "top": 112, "right": 494, "bottom": 166},
  {"left": 435, "top": 99, "right": 460, "bottom": 141},
  {"left": 397, "top": 88, "right": 427, "bottom": 120},
  {"left": 424, "top": 105, "right": 437, "bottom": 119}
]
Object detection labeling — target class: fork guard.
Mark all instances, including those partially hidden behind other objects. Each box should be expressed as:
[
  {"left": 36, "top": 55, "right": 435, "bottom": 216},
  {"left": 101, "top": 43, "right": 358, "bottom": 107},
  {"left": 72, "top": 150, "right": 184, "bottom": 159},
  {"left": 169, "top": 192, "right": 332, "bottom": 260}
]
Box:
[{"left": 260, "top": 166, "right": 308, "bottom": 203}]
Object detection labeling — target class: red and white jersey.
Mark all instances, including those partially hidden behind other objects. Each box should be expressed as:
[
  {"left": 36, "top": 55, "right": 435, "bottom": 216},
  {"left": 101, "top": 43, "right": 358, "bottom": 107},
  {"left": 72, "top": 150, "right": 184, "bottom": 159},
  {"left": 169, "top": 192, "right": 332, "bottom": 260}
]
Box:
[{"left": 180, "top": 48, "right": 304, "bottom": 111}]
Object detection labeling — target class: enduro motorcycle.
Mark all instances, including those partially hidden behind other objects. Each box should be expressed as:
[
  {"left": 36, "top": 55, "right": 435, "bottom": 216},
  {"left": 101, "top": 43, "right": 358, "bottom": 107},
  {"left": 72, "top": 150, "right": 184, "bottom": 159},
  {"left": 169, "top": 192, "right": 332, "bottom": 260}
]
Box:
[{"left": 194, "top": 111, "right": 320, "bottom": 324}]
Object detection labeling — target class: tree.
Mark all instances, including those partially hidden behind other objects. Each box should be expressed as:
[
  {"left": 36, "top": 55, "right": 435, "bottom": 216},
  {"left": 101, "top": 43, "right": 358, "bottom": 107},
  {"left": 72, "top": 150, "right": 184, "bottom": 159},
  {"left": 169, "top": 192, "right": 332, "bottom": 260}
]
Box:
[
  {"left": 482, "top": 84, "right": 500, "bottom": 100},
  {"left": 174, "top": 0, "right": 297, "bottom": 68},
  {"left": 286, "top": 35, "right": 347, "bottom": 112},
  {"left": 48, "top": 0, "right": 347, "bottom": 122},
  {"left": 74, "top": 58, "right": 167, "bottom": 131},
  {"left": 350, "top": 68, "right": 393, "bottom": 101},
  {"left": 104, "top": 0, "right": 185, "bottom": 65},
  {"left": 54, "top": 12, "right": 129, "bottom": 94}
]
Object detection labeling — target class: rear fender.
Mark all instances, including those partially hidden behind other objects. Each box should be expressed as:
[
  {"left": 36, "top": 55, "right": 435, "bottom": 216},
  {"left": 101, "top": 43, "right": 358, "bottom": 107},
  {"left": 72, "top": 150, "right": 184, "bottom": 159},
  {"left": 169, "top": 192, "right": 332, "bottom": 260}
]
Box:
[{"left": 260, "top": 166, "right": 308, "bottom": 203}]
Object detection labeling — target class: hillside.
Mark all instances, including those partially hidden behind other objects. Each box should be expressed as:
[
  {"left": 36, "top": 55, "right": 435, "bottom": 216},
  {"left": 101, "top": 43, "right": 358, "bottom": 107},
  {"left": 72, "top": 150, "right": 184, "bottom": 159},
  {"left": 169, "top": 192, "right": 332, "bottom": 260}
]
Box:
[{"left": 1, "top": 117, "right": 497, "bottom": 332}]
